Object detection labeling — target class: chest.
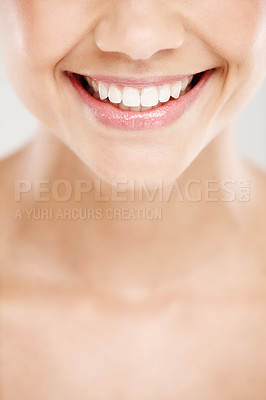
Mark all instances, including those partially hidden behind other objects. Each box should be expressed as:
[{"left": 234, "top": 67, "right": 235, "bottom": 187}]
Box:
[{"left": 1, "top": 298, "right": 266, "bottom": 400}]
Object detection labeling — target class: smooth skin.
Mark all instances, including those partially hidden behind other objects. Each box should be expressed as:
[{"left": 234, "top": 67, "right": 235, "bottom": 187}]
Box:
[{"left": 0, "top": 1, "right": 266, "bottom": 399}]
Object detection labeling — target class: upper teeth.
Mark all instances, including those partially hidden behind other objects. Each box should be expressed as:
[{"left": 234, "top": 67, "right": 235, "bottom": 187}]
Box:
[{"left": 86, "top": 76, "right": 193, "bottom": 109}]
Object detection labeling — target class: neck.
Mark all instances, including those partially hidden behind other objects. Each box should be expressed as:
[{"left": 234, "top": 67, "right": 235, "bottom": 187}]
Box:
[
  {"left": 27, "top": 122, "right": 248, "bottom": 219},
  {"left": 20, "top": 124, "right": 250, "bottom": 300}
]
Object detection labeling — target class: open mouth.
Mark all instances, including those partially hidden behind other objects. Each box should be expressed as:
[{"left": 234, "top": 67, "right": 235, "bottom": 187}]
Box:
[
  {"left": 72, "top": 72, "right": 203, "bottom": 113},
  {"left": 67, "top": 69, "right": 215, "bottom": 130}
]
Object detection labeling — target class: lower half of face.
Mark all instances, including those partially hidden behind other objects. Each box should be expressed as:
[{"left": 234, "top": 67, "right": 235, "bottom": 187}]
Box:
[{"left": 0, "top": 0, "right": 265, "bottom": 187}]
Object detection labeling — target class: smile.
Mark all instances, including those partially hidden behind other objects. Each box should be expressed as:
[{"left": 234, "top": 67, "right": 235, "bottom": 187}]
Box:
[{"left": 67, "top": 69, "right": 215, "bottom": 130}]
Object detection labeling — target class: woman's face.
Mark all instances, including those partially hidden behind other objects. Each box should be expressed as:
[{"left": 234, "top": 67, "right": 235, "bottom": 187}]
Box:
[{"left": 0, "top": 0, "right": 265, "bottom": 186}]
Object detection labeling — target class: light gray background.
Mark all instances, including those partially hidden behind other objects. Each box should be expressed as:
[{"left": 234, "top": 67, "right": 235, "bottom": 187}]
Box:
[{"left": 0, "top": 58, "right": 265, "bottom": 170}]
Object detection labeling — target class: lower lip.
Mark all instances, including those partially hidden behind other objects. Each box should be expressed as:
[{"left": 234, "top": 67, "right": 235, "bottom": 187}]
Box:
[{"left": 68, "top": 69, "right": 215, "bottom": 131}]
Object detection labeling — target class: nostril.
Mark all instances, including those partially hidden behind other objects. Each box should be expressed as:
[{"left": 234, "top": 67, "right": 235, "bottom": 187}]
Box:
[{"left": 94, "top": 10, "right": 186, "bottom": 61}]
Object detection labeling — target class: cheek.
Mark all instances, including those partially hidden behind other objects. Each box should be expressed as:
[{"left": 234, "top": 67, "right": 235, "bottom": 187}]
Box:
[
  {"left": 193, "top": 0, "right": 266, "bottom": 64},
  {"left": 0, "top": 0, "right": 99, "bottom": 70}
]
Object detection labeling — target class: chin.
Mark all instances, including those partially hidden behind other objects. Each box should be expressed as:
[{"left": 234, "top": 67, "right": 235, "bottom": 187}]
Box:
[{"left": 90, "top": 162, "right": 182, "bottom": 191}]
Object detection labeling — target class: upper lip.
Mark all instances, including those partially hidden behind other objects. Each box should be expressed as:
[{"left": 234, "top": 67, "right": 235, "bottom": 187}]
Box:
[{"left": 67, "top": 69, "right": 211, "bottom": 88}]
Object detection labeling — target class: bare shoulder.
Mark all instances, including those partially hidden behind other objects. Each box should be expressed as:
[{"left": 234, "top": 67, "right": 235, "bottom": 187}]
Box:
[
  {"left": 0, "top": 154, "right": 15, "bottom": 208},
  {"left": 246, "top": 161, "right": 266, "bottom": 222},
  {"left": 0, "top": 149, "right": 26, "bottom": 192},
  {"left": 240, "top": 160, "right": 266, "bottom": 264},
  {"left": 0, "top": 140, "right": 36, "bottom": 201},
  {"left": 0, "top": 148, "right": 30, "bottom": 270}
]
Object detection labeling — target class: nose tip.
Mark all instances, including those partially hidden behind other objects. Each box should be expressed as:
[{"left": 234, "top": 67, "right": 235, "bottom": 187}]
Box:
[{"left": 94, "top": 5, "right": 185, "bottom": 61}]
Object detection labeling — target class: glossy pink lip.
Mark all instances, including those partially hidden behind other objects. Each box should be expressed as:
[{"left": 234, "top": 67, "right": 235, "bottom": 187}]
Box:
[{"left": 67, "top": 69, "right": 215, "bottom": 131}]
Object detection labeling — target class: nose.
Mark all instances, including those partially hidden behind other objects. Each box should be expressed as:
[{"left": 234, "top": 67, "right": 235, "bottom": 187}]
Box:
[{"left": 94, "top": 1, "right": 185, "bottom": 61}]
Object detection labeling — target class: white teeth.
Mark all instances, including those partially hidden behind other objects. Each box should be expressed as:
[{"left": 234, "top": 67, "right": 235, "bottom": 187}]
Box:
[
  {"left": 119, "top": 102, "right": 130, "bottom": 111},
  {"left": 123, "top": 87, "right": 141, "bottom": 107},
  {"left": 130, "top": 106, "right": 141, "bottom": 112},
  {"left": 181, "top": 78, "right": 189, "bottom": 92},
  {"left": 87, "top": 74, "right": 195, "bottom": 109},
  {"left": 92, "top": 80, "right": 98, "bottom": 93},
  {"left": 187, "top": 75, "right": 193, "bottom": 85},
  {"left": 99, "top": 82, "right": 108, "bottom": 100},
  {"left": 141, "top": 87, "right": 159, "bottom": 107},
  {"left": 171, "top": 81, "right": 181, "bottom": 99},
  {"left": 159, "top": 84, "right": 171, "bottom": 103},
  {"left": 108, "top": 86, "right": 122, "bottom": 104},
  {"left": 86, "top": 77, "right": 92, "bottom": 86}
]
